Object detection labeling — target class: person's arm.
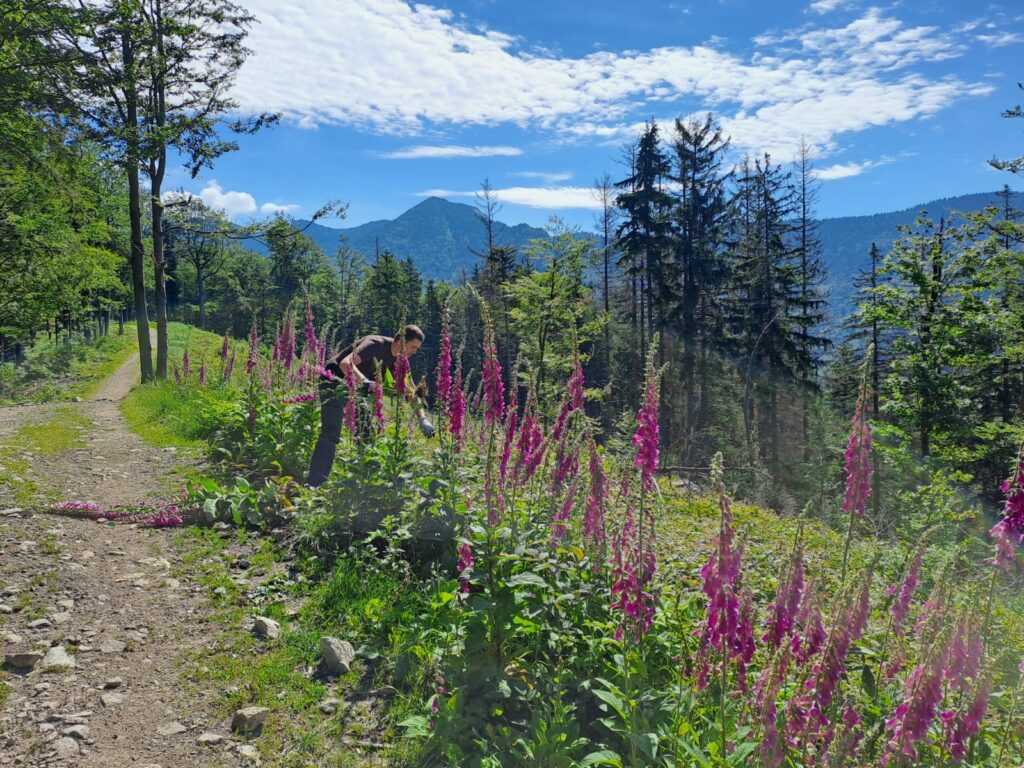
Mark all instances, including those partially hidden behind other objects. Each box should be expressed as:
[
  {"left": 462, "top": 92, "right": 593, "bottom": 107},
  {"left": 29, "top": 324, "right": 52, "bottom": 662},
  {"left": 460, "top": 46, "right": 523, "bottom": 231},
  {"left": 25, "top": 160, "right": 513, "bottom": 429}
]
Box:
[{"left": 338, "top": 352, "right": 371, "bottom": 385}]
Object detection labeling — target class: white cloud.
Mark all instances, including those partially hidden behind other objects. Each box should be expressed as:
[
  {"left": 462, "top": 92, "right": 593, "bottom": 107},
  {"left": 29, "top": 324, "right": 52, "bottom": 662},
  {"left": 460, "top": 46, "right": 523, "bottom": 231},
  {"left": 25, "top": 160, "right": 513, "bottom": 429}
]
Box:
[
  {"left": 976, "top": 32, "right": 1024, "bottom": 47},
  {"left": 261, "top": 202, "right": 301, "bottom": 215},
  {"left": 808, "top": 0, "right": 847, "bottom": 14},
  {"left": 419, "top": 186, "right": 604, "bottom": 210},
  {"left": 379, "top": 145, "right": 522, "bottom": 159},
  {"left": 509, "top": 170, "right": 574, "bottom": 183},
  {"left": 230, "top": 2, "right": 989, "bottom": 162},
  {"left": 199, "top": 181, "right": 257, "bottom": 217},
  {"left": 816, "top": 157, "right": 894, "bottom": 180}
]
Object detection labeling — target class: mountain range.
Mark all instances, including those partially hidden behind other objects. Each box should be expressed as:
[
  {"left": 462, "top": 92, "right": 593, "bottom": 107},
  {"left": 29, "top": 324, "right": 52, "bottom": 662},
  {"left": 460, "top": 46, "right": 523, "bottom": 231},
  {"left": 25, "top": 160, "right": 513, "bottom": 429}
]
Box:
[{"left": 250, "top": 190, "right": 1014, "bottom": 320}]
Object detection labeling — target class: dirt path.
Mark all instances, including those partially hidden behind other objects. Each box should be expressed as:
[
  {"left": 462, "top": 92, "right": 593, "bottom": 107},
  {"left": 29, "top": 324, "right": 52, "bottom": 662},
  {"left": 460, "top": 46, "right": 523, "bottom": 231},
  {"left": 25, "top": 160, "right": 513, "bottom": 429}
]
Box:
[{"left": 0, "top": 347, "right": 243, "bottom": 766}]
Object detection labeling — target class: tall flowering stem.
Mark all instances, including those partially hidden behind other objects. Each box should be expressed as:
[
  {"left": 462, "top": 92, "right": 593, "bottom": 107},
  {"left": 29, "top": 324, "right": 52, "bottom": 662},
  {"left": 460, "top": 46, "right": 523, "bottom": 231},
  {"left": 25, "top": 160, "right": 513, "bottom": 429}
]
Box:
[
  {"left": 763, "top": 535, "right": 804, "bottom": 649},
  {"left": 840, "top": 370, "right": 873, "bottom": 583},
  {"left": 246, "top": 320, "right": 259, "bottom": 375},
  {"left": 182, "top": 348, "right": 191, "bottom": 379},
  {"left": 583, "top": 438, "right": 607, "bottom": 558},
  {"left": 450, "top": 363, "right": 466, "bottom": 451},
  {"left": 343, "top": 358, "right": 359, "bottom": 435},
  {"left": 481, "top": 316, "right": 505, "bottom": 426},
  {"left": 435, "top": 310, "right": 453, "bottom": 415},
  {"left": 696, "top": 453, "right": 754, "bottom": 760},
  {"left": 991, "top": 438, "right": 1024, "bottom": 568},
  {"left": 372, "top": 367, "right": 385, "bottom": 433}
]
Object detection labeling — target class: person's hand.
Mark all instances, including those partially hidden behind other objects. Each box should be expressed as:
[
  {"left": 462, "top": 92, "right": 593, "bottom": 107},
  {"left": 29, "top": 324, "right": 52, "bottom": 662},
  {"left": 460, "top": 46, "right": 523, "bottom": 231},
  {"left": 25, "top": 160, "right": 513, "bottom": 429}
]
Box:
[{"left": 418, "top": 415, "right": 436, "bottom": 438}]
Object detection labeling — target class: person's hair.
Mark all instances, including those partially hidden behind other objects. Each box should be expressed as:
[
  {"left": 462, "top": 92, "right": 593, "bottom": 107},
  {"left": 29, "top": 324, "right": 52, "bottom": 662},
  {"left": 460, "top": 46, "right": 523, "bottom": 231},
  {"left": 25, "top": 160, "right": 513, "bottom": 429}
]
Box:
[{"left": 399, "top": 324, "right": 425, "bottom": 343}]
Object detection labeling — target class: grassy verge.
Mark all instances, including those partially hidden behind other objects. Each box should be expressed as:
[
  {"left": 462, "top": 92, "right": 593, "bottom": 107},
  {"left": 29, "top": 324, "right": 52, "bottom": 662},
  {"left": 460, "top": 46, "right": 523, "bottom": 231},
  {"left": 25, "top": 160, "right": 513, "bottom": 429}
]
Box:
[
  {"left": 0, "top": 406, "right": 90, "bottom": 504},
  {"left": 121, "top": 321, "right": 246, "bottom": 449},
  {"left": 173, "top": 527, "right": 420, "bottom": 767},
  {"left": 0, "top": 328, "right": 137, "bottom": 405}
]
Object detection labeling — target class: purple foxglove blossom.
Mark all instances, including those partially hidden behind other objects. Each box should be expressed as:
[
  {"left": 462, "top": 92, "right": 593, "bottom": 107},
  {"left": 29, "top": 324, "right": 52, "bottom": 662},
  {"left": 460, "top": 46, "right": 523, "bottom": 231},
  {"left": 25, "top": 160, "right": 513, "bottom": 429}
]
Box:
[
  {"left": 609, "top": 504, "right": 656, "bottom": 641},
  {"left": 198, "top": 359, "right": 207, "bottom": 388},
  {"left": 303, "top": 304, "right": 319, "bottom": 363},
  {"left": 632, "top": 359, "right": 660, "bottom": 492},
  {"left": 481, "top": 322, "right": 504, "bottom": 425},
  {"left": 172, "top": 363, "right": 181, "bottom": 385},
  {"left": 450, "top": 367, "right": 465, "bottom": 450},
  {"left": 246, "top": 320, "right": 259, "bottom": 375},
  {"left": 991, "top": 447, "right": 1024, "bottom": 568},
  {"left": 220, "top": 334, "right": 229, "bottom": 362},
  {"left": 457, "top": 538, "right": 473, "bottom": 594},
  {"left": 436, "top": 314, "right": 453, "bottom": 412},
  {"left": 373, "top": 369, "right": 385, "bottom": 432},
  {"left": 696, "top": 463, "right": 752, "bottom": 690},
  {"left": 947, "top": 676, "right": 991, "bottom": 760},
  {"left": 281, "top": 392, "right": 316, "bottom": 404},
  {"left": 281, "top": 314, "right": 296, "bottom": 371},
  {"left": 883, "top": 656, "right": 946, "bottom": 765},
  {"left": 394, "top": 350, "right": 410, "bottom": 398},
  {"left": 224, "top": 350, "right": 236, "bottom": 382},
  {"left": 763, "top": 547, "right": 805, "bottom": 649},
  {"left": 551, "top": 480, "right": 576, "bottom": 541},
  {"left": 499, "top": 409, "right": 518, "bottom": 489},
  {"left": 890, "top": 545, "right": 924, "bottom": 637},
  {"left": 583, "top": 439, "right": 607, "bottom": 554},
  {"left": 182, "top": 349, "right": 191, "bottom": 379},
  {"left": 841, "top": 388, "right": 873, "bottom": 519},
  {"left": 343, "top": 359, "right": 359, "bottom": 434}
]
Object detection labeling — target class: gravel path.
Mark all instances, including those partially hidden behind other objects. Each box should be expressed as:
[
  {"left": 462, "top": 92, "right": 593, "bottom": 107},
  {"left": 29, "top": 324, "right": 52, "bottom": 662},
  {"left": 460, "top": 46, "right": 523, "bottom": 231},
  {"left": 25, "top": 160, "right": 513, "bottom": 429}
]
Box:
[{"left": 0, "top": 345, "right": 247, "bottom": 767}]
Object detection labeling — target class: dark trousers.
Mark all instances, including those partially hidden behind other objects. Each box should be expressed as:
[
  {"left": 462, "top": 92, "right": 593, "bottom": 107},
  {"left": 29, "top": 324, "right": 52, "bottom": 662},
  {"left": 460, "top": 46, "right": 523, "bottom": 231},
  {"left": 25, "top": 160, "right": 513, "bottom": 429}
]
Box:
[{"left": 306, "top": 380, "right": 345, "bottom": 487}]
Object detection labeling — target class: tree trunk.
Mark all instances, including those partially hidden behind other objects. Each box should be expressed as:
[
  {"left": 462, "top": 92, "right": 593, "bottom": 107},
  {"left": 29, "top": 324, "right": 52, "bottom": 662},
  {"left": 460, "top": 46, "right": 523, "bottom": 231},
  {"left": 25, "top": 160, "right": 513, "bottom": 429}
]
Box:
[
  {"left": 149, "top": 0, "right": 169, "bottom": 379},
  {"left": 122, "top": 30, "right": 153, "bottom": 382},
  {"left": 197, "top": 264, "right": 206, "bottom": 329}
]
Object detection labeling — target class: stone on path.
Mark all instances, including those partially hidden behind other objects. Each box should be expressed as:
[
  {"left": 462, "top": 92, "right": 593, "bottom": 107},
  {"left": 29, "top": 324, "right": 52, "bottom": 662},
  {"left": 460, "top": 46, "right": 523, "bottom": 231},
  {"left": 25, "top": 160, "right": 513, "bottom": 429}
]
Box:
[
  {"left": 197, "top": 732, "right": 223, "bottom": 745},
  {"left": 156, "top": 721, "right": 188, "bottom": 737},
  {"left": 54, "top": 737, "right": 80, "bottom": 758},
  {"left": 99, "top": 638, "right": 126, "bottom": 654},
  {"left": 231, "top": 706, "right": 269, "bottom": 736},
  {"left": 320, "top": 637, "right": 355, "bottom": 676},
  {"left": 42, "top": 646, "right": 76, "bottom": 671},
  {"left": 62, "top": 724, "right": 91, "bottom": 740},
  {"left": 100, "top": 692, "right": 124, "bottom": 707},
  {"left": 252, "top": 616, "right": 280, "bottom": 640},
  {"left": 27, "top": 618, "right": 52, "bottom": 630},
  {"left": 102, "top": 677, "right": 124, "bottom": 689},
  {"left": 4, "top": 651, "right": 43, "bottom": 670}
]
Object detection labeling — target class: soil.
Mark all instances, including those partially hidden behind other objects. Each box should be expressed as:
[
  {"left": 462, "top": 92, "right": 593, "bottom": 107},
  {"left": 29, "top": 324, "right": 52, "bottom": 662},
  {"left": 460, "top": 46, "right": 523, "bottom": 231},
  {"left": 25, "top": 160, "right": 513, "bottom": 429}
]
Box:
[{"left": 0, "top": 344, "right": 245, "bottom": 767}]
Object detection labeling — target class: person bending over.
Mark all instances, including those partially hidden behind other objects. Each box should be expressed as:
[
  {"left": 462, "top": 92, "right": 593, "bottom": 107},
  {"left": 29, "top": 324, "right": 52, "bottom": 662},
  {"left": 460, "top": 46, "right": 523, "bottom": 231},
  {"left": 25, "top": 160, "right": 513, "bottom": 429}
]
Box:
[{"left": 306, "top": 324, "right": 436, "bottom": 487}]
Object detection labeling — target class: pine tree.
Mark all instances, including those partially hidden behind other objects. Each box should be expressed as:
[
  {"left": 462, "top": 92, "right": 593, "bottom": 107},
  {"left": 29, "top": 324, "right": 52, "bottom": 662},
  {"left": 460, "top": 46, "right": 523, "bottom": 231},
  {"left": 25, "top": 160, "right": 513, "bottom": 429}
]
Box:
[{"left": 671, "top": 113, "right": 732, "bottom": 460}]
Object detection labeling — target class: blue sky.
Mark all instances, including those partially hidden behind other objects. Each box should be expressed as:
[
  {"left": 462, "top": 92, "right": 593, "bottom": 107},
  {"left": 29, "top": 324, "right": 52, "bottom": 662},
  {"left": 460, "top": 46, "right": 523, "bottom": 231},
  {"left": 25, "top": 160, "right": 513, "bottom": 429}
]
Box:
[{"left": 165, "top": 0, "right": 1024, "bottom": 230}]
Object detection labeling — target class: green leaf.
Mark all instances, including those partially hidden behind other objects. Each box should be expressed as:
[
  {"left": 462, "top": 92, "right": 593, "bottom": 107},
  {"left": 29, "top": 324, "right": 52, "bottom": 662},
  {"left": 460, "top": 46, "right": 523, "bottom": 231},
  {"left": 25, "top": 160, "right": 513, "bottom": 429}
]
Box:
[
  {"left": 201, "top": 497, "right": 219, "bottom": 523},
  {"left": 505, "top": 572, "right": 548, "bottom": 589},
  {"left": 577, "top": 749, "right": 623, "bottom": 767},
  {"left": 626, "top": 732, "right": 657, "bottom": 761},
  {"left": 592, "top": 689, "right": 627, "bottom": 720},
  {"left": 861, "top": 664, "right": 877, "bottom": 699}
]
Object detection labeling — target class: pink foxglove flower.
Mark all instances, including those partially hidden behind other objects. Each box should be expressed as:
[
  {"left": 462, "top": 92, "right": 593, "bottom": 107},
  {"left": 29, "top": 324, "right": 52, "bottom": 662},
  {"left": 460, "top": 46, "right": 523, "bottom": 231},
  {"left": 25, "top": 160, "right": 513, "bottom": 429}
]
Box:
[
  {"left": 696, "top": 459, "right": 753, "bottom": 690},
  {"left": 281, "top": 392, "right": 316, "bottom": 404},
  {"left": 343, "top": 360, "right": 359, "bottom": 434},
  {"left": 198, "top": 359, "right": 207, "bottom": 388},
  {"left": 303, "top": 304, "right": 319, "bottom": 363},
  {"left": 763, "top": 546, "right": 804, "bottom": 649},
  {"left": 246, "top": 320, "right": 259, "bottom": 375},
  {"left": 435, "top": 313, "right": 453, "bottom": 412},
  {"left": 394, "top": 350, "right": 409, "bottom": 398},
  {"left": 457, "top": 538, "right": 474, "bottom": 594},
  {"left": 182, "top": 349, "right": 191, "bottom": 379},
  {"left": 281, "top": 313, "right": 296, "bottom": 371},
  {"left": 450, "top": 366, "right": 466, "bottom": 450},
  {"left": 946, "top": 676, "right": 991, "bottom": 760},
  {"left": 550, "top": 480, "right": 576, "bottom": 541},
  {"left": 224, "top": 350, "right": 236, "bottom": 382},
  {"left": 583, "top": 439, "right": 607, "bottom": 554},
  {"left": 172, "top": 363, "right": 181, "bottom": 385},
  {"left": 482, "top": 321, "right": 504, "bottom": 425},
  {"left": 610, "top": 504, "right": 656, "bottom": 640},
  {"left": 632, "top": 358, "right": 660, "bottom": 492},
  {"left": 499, "top": 409, "right": 518, "bottom": 489},
  {"left": 883, "top": 657, "right": 946, "bottom": 765},
  {"left": 220, "top": 334, "right": 230, "bottom": 362},
  {"left": 890, "top": 545, "right": 924, "bottom": 636},
  {"left": 991, "top": 446, "right": 1024, "bottom": 568},
  {"left": 373, "top": 368, "right": 385, "bottom": 432},
  {"left": 841, "top": 386, "right": 873, "bottom": 519}
]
